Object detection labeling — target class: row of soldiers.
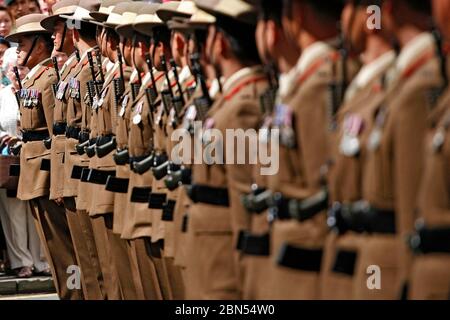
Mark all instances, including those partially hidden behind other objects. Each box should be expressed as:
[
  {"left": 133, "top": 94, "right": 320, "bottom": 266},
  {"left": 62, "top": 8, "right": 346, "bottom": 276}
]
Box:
[{"left": 6, "top": 0, "right": 450, "bottom": 300}]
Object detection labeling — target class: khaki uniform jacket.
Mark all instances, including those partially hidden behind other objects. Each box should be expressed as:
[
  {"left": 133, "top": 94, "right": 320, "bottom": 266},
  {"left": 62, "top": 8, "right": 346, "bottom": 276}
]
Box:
[
  {"left": 362, "top": 35, "right": 443, "bottom": 291},
  {"left": 112, "top": 66, "right": 133, "bottom": 235},
  {"left": 417, "top": 88, "right": 450, "bottom": 226},
  {"left": 50, "top": 53, "right": 79, "bottom": 200},
  {"left": 185, "top": 66, "right": 267, "bottom": 300},
  {"left": 121, "top": 70, "right": 166, "bottom": 240},
  {"left": 17, "top": 57, "right": 57, "bottom": 201},
  {"left": 64, "top": 49, "right": 97, "bottom": 198}
]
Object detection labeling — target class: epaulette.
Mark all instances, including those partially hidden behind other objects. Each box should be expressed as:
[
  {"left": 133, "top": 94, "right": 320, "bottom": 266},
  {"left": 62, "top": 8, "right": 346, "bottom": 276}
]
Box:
[{"left": 224, "top": 75, "right": 267, "bottom": 101}]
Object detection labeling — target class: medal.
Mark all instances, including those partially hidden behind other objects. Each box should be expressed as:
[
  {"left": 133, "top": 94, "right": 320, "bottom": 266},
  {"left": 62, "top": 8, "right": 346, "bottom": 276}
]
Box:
[
  {"left": 98, "top": 89, "right": 107, "bottom": 107},
  {"left": 155, "top": 104, "right": 164, "bottom": 125},
  {"left": 432, "top": 128, "right": 445, "bottom": 153},
  {"left": 119, "top": 95, "right": 129, "bottom": 117},
  {"left": 368, "top": 128, "right": 382, "bottom": 151},
  {"left": 132, "top": 101, "right": 143, "bottom": 124},
  {"left": 340, "top": 114, "right": 363, "bottom": 156}
]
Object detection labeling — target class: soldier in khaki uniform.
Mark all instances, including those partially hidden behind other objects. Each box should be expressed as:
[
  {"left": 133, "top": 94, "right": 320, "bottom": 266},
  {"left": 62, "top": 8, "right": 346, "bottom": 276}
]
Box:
[
  {"left": 59, "top": 0, "right": 107, "bottom": 300},
  {"left": 249, "top": 0, "right": 344, "bottom": 300},
  {"left": 320, "top": 0, "right": 396, "bottom": 300},
  {"left": 6, "top": 14, "right": 82, "bottom": 300},
  {"left": 87, "top": 1, "right": 144, "bottom": 300},
  {"left": 125, "top": 2, "right": 170, "bottom": 300},
  {"left": 40, "top": 0, "right": 101, "bottom": 300},
  {"left": 359, "top": 0, "right": 443, "bottom": 299},
  {"left": 240, "top": 0, "right": 299, "bottom": 300},
  {"left": 184, "top": 0, "right": 268, "bottom": 299},
  {"left": 408, "top": 0, "right": 450, "bottom": 300}
]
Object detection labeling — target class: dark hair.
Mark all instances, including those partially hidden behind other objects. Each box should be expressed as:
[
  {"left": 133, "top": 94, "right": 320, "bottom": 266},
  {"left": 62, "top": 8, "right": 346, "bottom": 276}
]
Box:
[
  {"left": 403, "top": 0, "right": 431, "bottom": 15},
  {"left": 0, "top": 37, "right": 10, "bottom": 48},
  {"left": 260, "top": 0, "right": 283, "bottom": 26},
  {"left": 153, "top": 25, "right": 171, "bottom": 48},
  {"left": 217, "top": 17, "right": 261, "bottom": 66},
  {"left": 39, "top": 33, "right": 54, "bottom": 53},
  {"left": 77, "top": 21, "right": 97, "bottom": 41},
  {"left": 105, "top": 27, "right": 119, "bottom": 44},
  {"left": 285, "top": 0, "right": 344, "bottom": 22}
]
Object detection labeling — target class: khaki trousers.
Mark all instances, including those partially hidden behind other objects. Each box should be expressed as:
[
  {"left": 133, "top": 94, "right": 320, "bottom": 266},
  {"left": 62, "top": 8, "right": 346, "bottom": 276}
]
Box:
[
  {"left": 31, "top": 196, "right": 83, "bottom": 300},
  {"left": 65, "top": 197, "right": 106, "bottom": 299}
]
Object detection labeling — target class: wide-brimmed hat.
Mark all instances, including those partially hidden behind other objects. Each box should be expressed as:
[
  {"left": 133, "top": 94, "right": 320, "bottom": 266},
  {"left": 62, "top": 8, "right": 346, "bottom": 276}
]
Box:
[
  {"left": 194, "top": 0, "right": 257, "bottom": 25},
  {"left": 156, "top": 1, "right": 196, "bottom": 23},
  {"left": 115, "top": 2, "right": 150, "bottom": 38},
  {"left": 132, "top": 2, "right": 164, "bottom": 37},
  {"left": 41, "top": 0, "right": 80, "bottom": 31},
  {"left": 90, "top": 0, "right": 128, "bottom": 22},
  {"left": 6, "top": 14, "right": 52, "bottom": 42},
  {"left": 186, "top": 7, "right": 215, "bottom": 30},
  {"left": 60, "top": 0, "right": 101, "bottom": 24}
]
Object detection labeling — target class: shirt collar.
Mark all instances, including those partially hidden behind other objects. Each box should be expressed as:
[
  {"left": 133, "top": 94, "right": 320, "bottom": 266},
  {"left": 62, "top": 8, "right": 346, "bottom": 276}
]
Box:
[
  {"left": 22, "top": 57, "right": 51, "bottom": 85},
  {"left": 395, "top": 32, "right": 434, "bottom": 75},
  {"left": 344, "top": 50, "right": 396, "bottom": 101},
  {"left": 60, "top": 53, "right": 77, "bottom": 75},
  {"left": 79, "top": 46, "right": 96, "bottom": 64},
  {"left": 295, "top": 41, "right": 332, "bottom": 75},
  {"left": 278, "top": 66, "right": 299, "bottom": 99},
  {"left": 178, "top": 65, "right": 192, "bottom": 84},
  {"left": 222, "top": 66, "right": 263, "bottom": 93}
]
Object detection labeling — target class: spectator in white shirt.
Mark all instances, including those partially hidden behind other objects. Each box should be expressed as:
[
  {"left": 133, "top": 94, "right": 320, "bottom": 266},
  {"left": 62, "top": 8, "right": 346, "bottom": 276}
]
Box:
[{"left": 0, "top": 47, "right": 49, "bottom": 278}]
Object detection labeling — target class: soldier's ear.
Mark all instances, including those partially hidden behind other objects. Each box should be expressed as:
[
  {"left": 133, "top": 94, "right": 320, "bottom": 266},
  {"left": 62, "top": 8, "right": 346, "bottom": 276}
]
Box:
[{"left": 265, "top": 20, "right": 277, "bottom": 51}]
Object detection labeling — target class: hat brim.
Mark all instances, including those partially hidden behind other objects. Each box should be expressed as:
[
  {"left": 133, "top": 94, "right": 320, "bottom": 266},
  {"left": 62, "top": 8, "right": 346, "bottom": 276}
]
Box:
[
  {"left": 59, "top": 14, "right": 98, "bottom": 25},
  {"left": 133, "top": 22, "right": 163, "bottom": 37},
  {"left": 167, "top": 20, "right": 191, "bottom": 32},
  {"left": 115, "top": 24, "right": 136, "bottom": 38},
  {"left": 90, "top": 12, "right": 109, "bottom": 22},
  {"left": 195, "top": 3, "right": 256, "bottom": 26},
  {"left": 5, "top": 30, "right": 50, "bottom": 43},
  {"left": 40, "top": 15, "right": 66, "bottom": 31},
  {"left": 156, "top": 9, "right": 191, "bottom": 23}
]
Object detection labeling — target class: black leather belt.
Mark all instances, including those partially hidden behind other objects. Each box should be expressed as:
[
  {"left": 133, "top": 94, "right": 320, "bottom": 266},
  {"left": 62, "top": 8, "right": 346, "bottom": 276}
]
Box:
[
  {"left": 148, "top": 193, "right": 167, "bottom": 209},
  {"left": 238, "top": 231, "right": 270, "bottom": 256},
  {"left": 161, "top": 199, "right": 176, "bottom": 221},
  {"left": 66, "top": 126, "right": 81, "bottom": 140},
  {"left": 71, "top": 165, "right": 87, "bottom": 179},
  {"left": 87, "top": 169, "right": 116, "bottom": 185},
  {"left": 130, "top": 187, "right": 152, "bottom": 203},
  {"left": 276, "top": 244, "right": 323, "bottom": 272},
  {"left": 53, "top": 122, "right": 67, "bottom": 135},
  {"left": 40, "top": 158, "right": 50, "bottom": 171},
  {"left": 332, "top": 249, "right": 357, "bottom": 276},
  {"left": 409, "top": 226, "right": 450, "bottom": 254},
  {"left": 328, "top": 201, "right": 396, "bottom": 235},
  {"left": 186, "top": 184, "right": 230, "bottom": 207},
  {"left": 105, "top": 176, "right": 129, "bottom": 193},
  {"left": 80, "top": 168, "right": 91, "bottom": 182},
  {"left": 22, "top": 130, "right": 49, "bottom": 143}
]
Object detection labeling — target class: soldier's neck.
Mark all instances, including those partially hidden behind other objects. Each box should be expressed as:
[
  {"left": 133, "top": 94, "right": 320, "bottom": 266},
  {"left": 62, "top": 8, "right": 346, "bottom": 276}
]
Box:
[
  {"left": 76, "top": 39, "right": 98, "bottom": 55},
  {"left": 220, "top": 59, "right": 254, "bottom": 83},
  {"left": 395, "top": 25, "right": 427, "bottom": 50},
  {"left": 361, "top": 35, "right": 393, "bottom": 65}
]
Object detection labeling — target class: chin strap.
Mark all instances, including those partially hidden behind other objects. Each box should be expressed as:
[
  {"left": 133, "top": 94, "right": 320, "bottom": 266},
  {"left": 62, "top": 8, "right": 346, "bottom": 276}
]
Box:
[
  {"left": 21, "top": 35, "right": 40, "bottom": 67},
  {"left": 57, "top": 24, "right": 67, "bottom": 52}
]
